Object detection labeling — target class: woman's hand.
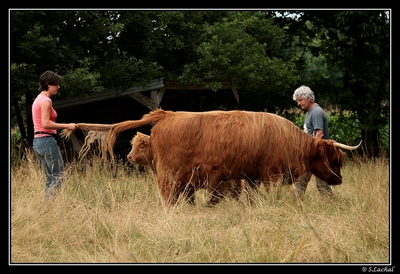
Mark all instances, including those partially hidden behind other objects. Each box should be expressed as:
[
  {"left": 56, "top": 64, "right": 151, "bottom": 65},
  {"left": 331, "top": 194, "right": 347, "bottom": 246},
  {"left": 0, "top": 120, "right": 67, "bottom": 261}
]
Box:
[{"left": 67, "top": 123, "right": 79, "bottom": 131}]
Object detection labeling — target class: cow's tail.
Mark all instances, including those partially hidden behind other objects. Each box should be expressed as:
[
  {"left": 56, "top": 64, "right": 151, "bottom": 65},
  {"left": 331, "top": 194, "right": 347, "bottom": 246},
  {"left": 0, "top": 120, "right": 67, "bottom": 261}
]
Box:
[
  {"left": 59, "top": 123, "right": 115, "bottom": 161},
  {"left": 60, "top": 123, "right": 113, "bottom": 140},
  {"left": 106, "top": 108, "right": 169, "bottom": 160}
]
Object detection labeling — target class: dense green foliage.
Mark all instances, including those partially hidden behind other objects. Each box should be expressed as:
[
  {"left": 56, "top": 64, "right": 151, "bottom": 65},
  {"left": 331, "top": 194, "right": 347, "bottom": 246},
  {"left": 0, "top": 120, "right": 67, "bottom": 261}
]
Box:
[
  {"left": 292, "top": 112, "right": 389, "bottom": 153},
  {"left": 270, "top": 11, "right": 390, "bottom": 156},
  {"left": 10, "top": 10, "right": 390, "bottom": 157}
]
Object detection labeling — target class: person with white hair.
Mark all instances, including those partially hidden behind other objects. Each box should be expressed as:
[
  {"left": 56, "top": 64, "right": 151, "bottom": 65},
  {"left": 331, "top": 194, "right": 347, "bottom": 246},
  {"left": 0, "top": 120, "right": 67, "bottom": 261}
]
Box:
[{"left": 292, "top": 85, "right": 333, "bottom": 199}]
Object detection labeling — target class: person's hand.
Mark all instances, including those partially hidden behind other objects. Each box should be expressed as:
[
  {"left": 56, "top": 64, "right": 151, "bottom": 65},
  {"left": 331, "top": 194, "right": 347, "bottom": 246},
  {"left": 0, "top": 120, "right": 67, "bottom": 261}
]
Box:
[{"left": 68, "top": 123, "right": 78, "bottom": 131}]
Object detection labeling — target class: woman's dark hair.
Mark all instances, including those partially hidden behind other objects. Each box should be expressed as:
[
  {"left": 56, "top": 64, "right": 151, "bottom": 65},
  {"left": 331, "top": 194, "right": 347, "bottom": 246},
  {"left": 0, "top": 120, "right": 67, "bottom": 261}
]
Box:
[{"left": 38, "top": 70, "right": 62, "bottom": 92}]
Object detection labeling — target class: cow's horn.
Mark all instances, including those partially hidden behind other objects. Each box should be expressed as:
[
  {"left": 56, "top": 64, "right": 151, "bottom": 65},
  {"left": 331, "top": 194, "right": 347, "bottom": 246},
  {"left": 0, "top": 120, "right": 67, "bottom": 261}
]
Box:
[{"left": 333, "top": 140, "right": 362, "bottom": 150}]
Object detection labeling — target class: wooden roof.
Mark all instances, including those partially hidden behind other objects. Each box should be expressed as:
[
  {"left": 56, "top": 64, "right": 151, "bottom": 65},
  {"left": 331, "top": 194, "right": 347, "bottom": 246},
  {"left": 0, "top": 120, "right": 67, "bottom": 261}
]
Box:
[
  {"left": 53, "top": 78, "right": 235, "bottom": 110},
  {"left": 53, "top": 78, "right": 165, "bottom": 109}
]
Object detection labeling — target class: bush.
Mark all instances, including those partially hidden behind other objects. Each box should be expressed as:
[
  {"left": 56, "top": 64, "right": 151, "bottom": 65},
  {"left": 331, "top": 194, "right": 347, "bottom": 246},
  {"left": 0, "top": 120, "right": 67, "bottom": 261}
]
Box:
[{"left": 289, "top": 111, "right": 389, "bottom": 149}]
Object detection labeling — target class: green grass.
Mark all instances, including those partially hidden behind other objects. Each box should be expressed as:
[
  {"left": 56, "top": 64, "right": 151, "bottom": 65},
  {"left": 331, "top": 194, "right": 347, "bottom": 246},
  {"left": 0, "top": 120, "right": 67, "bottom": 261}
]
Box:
[{"left": 10, "top": 151, "right": 390, "bottom": 264}]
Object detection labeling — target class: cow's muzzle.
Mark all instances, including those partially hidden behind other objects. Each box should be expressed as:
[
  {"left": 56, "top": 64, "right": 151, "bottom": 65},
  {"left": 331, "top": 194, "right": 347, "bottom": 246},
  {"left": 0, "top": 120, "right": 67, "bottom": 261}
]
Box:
[{"left": 325, "top": 174, "right": 342, "bottom": 185}]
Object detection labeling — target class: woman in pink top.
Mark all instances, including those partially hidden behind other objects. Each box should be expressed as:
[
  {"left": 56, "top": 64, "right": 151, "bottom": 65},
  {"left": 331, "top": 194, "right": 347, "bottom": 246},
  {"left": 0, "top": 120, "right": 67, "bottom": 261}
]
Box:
[{"left": 32, "top": 70, "right": 78, "bottom": 201}]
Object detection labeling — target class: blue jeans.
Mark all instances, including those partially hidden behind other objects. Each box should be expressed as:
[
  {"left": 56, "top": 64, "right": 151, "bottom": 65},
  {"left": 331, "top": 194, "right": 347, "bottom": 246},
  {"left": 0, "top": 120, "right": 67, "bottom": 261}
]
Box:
[{"left": 33, "top": 136, "right": 64, "bottom": 201}]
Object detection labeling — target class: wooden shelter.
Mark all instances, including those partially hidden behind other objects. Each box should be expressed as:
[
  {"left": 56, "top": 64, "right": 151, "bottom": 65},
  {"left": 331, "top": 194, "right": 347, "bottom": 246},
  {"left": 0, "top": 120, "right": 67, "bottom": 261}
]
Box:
[{"left": 53, "top": 78, "right": 239, "bottom": 162}]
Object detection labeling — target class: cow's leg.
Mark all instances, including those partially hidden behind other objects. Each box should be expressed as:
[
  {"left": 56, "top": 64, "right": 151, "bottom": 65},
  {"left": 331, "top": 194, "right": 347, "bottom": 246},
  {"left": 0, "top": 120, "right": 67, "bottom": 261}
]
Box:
[
  {"left": 180, "top": 184, "right": 196, "bottom": 205},
  {"left": 262, "top": 180, "right": 272, "bottom": 192},
  {"left": 206, "top": 178, "right": 227, "bottom": 206},
  {"left": 207, "top": 179, "right": 242, "bottom": 206},
  {"left": 293, "top": 172, "right": 312, "bottom": 200},
  {"left": 228, "top": 179, "right": 243, "bottom": 200},
  {"left": 243, "top": 175, "right": 262, "bottom": 190},
  {"left": 208, "top": 189, "right": 225, "bottom": 206},
  {"left": 158, "top": 174, "right": 197, "bottom": 206},
  {"left": 240, "top": 177, "right": 264, "bottom": 206},
  {"left": 162, "top": 184, "right": 177, "bottom": 206},
  {"left": 157, "top": 176, "right": 180, "bottom": 206},
  {"left": 187, "top": 186, "right": 196, "bottom": 205}
]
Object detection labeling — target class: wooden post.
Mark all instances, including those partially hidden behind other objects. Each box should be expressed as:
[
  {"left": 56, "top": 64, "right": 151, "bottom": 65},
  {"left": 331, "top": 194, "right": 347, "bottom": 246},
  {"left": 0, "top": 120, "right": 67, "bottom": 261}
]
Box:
[
  {"left": 130, "top": 93, "right": 158, "bottom": 110},
  {"left": 130, "top": 89, "right": 165, "bottom": 110},
  {"left": 231, "top": 85, "right": 239, "bottom": 109},
  {"left": 151, "top": 89, "right": 165, "bottom": 108}
]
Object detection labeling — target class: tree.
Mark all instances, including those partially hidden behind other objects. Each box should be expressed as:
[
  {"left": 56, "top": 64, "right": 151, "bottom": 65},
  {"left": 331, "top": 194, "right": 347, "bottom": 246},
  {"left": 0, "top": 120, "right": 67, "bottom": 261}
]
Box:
[
  {"left": 310, "top": 11, "right": 389, "bottom": 157},
  {"left": 12, "top": 10, "right": 388, "bottom": 158},
  {"left": 178, "top": 11, "right": 300, "bottom": 112},
  {"left": 10, "top": 10, "right": 161, "bottom": 144},
  {"left": 270, "top": 10, "right": 390, "bottom": 157},
  {"left": 10, "top": 10, "right": 301, "bottom": 137}
]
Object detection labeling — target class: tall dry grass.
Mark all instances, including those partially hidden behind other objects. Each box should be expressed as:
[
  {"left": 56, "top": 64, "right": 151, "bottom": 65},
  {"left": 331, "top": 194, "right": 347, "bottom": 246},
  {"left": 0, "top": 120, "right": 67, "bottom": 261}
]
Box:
[{"left": 10, "top": 149, "right": 390, "bottom": 264}]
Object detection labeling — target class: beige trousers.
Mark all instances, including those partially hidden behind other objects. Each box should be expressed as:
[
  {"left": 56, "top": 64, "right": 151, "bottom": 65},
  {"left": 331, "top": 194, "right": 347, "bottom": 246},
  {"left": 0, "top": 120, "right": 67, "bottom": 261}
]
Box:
[{"left": 294, "top": 172, "right": 334, "bottom": 199}]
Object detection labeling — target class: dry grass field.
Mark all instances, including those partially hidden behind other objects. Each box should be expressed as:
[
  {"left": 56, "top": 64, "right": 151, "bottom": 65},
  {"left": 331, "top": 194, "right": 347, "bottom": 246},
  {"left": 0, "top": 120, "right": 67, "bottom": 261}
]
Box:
[{"left": 10, "top": 149, "right": 390, "bottom": 266}]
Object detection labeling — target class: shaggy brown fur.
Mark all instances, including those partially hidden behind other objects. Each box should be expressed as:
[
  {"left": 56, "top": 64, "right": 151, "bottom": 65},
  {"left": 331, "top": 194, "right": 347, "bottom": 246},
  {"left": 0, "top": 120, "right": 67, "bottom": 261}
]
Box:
[
  {"left": 102, "top": 109, "right": 359, "bottom": 206},
  {"left": 127, "top": 132, "right": 154, "bottom": 168},
  {"left": 128, "top": 131, "right": 243, "bottom": 205},
  {"left": 61, "top": 109, "right": 360, "bottom": 206}
]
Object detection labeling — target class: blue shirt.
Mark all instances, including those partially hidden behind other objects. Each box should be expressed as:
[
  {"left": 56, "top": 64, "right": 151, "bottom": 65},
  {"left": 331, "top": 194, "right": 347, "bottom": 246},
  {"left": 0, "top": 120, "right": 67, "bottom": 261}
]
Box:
[{"left": 303, "top": 103, "right": 329, "bottom": 139}]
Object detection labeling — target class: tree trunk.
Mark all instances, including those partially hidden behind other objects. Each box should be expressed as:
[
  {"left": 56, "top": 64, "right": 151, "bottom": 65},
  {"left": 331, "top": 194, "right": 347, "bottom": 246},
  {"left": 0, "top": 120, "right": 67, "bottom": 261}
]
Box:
[
  {"left": 361, "top": 128, "right": 381, "bottom": 158},
  {"left": 12, "top": 96, "right": 27, "bottom": 142},
  {"left": 25, "top": 93, "right": 34, "bottom": 146}
]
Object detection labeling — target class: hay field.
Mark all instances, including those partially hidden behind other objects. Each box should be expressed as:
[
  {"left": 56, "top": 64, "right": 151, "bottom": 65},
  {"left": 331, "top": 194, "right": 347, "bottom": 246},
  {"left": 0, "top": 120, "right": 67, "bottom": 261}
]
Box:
[{"left": 10, "top": 151, "right": 390, "bottom": 265}]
